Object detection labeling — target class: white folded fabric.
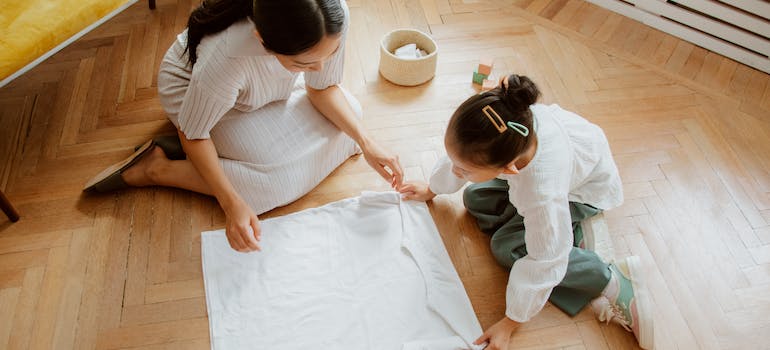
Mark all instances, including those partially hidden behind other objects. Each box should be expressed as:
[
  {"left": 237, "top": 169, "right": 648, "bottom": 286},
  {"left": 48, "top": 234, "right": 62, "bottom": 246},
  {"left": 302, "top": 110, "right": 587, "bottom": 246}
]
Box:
[{"left": 201, "top": 191, "right": 484, "bottom": 350}]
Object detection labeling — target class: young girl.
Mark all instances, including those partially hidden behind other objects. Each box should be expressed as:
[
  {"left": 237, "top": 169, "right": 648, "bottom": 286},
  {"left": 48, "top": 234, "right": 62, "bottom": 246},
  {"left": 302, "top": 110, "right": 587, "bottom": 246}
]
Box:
[
  {"left": 84, "top": 0, "right": 403, "bottom": 253},
  {"left": 399, "top": 74, "right": 653, "bottom": 349}
]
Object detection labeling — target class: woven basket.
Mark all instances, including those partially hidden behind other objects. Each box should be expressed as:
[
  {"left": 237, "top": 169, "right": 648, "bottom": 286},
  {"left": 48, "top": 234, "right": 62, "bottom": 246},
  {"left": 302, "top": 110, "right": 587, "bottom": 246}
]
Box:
[{"left": 378, "top": 29, "right": 438, "bottom": 86}]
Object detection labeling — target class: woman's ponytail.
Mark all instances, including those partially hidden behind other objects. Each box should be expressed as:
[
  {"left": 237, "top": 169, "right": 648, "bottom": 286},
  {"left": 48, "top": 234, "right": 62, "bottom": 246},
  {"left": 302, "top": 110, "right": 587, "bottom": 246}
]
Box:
[{"left": 185, "top": 0, "right": 253, "bottom": 66}]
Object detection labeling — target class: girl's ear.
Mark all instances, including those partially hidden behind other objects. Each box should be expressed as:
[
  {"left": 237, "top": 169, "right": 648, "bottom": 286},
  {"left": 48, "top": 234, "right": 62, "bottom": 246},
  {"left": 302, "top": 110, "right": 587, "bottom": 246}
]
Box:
[{"left": 501, "top": 161, "right": 519, "bottom": 175}]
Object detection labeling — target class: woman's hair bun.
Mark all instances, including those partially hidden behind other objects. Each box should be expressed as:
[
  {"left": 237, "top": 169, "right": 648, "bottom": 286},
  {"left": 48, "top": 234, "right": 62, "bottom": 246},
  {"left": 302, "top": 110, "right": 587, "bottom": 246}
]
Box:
[{"left": 501, "top": 74, "right": 540, "bottom": 112}]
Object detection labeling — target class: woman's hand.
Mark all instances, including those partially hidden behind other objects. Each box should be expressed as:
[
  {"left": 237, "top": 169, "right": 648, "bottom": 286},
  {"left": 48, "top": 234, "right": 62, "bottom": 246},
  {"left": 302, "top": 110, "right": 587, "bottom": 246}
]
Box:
[
  {"left": 176, "top": 133, "right": 261, "bottom": 253},
  {"left": 303, "top": 85, "right": 404, "bottom": 189},
  {"left": 398, "top": 181, "right": 436, "bottom": 201},
  {"left": 360, "top": 138, "right": 404, "bottom": 189},
  {"left": 474, "top": 317, "right": 520, "bottom": 350},
  {"left": 223, "top": 199, "right": 261, "bottom": 252}
]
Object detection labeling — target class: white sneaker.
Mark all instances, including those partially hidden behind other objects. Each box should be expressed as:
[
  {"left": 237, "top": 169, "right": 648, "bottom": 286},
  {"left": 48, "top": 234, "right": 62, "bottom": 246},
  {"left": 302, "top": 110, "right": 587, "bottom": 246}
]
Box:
[{"left": 591, "top": 256, "right": 654, "bottom": 349}]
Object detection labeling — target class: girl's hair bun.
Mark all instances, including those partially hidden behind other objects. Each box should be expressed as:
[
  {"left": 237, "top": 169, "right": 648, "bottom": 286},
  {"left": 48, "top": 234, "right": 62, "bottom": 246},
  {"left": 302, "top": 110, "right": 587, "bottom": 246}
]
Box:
[{"left": 501, "top": 74, "right": 540, "bottom": 112}]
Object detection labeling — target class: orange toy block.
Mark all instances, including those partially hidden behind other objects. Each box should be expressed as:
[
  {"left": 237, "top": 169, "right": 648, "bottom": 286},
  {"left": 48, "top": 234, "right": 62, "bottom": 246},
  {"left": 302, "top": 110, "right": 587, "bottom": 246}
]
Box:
[{"left": 478, "top": 57, "right": 494, "bottom": 76}]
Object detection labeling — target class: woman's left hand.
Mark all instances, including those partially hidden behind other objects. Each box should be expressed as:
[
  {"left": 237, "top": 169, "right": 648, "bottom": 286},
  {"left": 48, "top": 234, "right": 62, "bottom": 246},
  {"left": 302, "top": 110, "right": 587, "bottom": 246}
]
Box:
[
  {"left": 473, "top": 317, "right": 520, "bottom": 350},
  {"left": 361, "top": 138, "right": 403, "bottom": 189}
]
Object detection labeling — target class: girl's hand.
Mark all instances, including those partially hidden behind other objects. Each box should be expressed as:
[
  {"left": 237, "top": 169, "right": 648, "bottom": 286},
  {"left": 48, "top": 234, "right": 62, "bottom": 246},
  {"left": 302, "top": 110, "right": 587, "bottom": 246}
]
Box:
[
  {"left": 223, "top": 199, "right": 261, "bottom": 252},
  {"left": 360, "top": 139, "right": 404, "bottom": 189},
  {"left": 473, "top": 317, "right": 520, "bottom": 350},
  {"left": 398, "top": 181, "right": 436, "bottom": 201}
]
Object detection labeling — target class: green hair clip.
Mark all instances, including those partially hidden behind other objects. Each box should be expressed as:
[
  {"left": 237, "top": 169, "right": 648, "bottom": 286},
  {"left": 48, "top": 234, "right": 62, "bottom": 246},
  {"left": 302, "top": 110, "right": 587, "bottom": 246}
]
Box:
[{"left": 506, "top": 121, "right": 529, "bottom": 137}]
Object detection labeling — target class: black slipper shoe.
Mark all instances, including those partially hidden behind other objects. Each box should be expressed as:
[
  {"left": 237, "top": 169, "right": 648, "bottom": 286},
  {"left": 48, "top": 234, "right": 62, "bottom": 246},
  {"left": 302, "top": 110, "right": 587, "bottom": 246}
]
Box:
[
  {"left": 134, "top": 135, "right": 185, "bottom": 160},
  {"left": 83, "top": 140, "right": 155, "bottom": 193}
]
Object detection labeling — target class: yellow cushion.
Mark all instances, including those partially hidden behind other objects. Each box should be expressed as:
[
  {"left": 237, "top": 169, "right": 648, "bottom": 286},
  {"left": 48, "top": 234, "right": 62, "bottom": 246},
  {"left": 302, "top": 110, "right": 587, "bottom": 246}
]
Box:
[{"left": 0, "top": 0, "right": 136, "bottom": 82}]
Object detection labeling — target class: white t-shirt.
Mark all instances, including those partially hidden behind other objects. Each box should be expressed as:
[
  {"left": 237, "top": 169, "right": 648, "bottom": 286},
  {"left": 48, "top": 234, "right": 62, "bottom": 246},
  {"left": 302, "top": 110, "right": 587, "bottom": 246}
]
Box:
[
  {"left": 429, "top": 103, "right": 623, "bottom": 322},
  {"left": 201, "top": 192, "right": 485, "bottom": 349}
]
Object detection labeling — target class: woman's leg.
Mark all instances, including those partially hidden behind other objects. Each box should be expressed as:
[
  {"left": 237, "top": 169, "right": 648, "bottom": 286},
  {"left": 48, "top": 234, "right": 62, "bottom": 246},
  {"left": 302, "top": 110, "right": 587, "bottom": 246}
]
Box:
[
  {"left": 122, "top": 59, "right": 213, "bottom": 195},
  {"left": 121, "top": 146, "right": 213, "bottom": 195},
  {"left": 141, "top": 64, "right": 360, "bottom": 214},
  {"left": 205, "top": 86, "right": 361, "bottom": 214},
  {"left": 120, "top": 88, "right": 361, "bottom": 214},
  {"left": 463, "top": 180, "right": 611, "bottom": 316}
]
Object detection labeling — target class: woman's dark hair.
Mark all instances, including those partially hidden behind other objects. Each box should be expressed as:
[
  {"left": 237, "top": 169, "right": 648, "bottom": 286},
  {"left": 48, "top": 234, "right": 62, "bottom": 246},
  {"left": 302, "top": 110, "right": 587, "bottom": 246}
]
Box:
[
  {"left": 185, "top": 0, "right": 345, "bottom": 66},
  {"left": 447, "top": 74, "right": 541, "bottom": 168}
]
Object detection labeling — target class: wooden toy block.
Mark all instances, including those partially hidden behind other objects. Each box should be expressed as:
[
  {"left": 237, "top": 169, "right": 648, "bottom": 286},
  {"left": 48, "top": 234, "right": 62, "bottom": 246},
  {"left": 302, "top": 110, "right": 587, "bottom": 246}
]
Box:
[
  {"left": 478, "top": 57, "right": 493, "bottom": 76},
  {"left": 481, "top": 78, "right": 497, "bottom": 91},
  {"left": 472, "top": 68, "right": 487, "bottom": 85}
]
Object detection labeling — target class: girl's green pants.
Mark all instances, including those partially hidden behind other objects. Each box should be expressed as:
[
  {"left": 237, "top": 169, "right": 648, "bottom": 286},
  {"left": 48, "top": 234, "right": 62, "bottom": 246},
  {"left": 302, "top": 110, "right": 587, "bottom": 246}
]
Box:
[{"left": 463, "top": 179, "right": 612, "bottom": 316}]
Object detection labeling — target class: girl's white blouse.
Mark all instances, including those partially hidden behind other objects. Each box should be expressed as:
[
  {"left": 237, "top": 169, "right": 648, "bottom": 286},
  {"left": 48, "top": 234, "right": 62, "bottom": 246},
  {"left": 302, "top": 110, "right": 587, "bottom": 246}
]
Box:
[{"left": 429, "top": 103, "right": 623, "bottom": 322}]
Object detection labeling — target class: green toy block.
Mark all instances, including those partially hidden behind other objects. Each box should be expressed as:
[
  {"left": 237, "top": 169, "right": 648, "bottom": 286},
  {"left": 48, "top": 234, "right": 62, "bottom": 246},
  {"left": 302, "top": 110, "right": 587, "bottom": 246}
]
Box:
[{"left": 472, "top": 68, "right": 487, "bottom": 85}]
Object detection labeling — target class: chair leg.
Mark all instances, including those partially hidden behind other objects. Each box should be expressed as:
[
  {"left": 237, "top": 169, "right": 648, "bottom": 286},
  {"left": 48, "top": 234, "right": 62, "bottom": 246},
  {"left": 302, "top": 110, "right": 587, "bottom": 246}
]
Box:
[
  {"left": 0, "top": 190, "right": 19, "bottom": 222},
  {"left": 149, "top": 0, "right": 156, "bottom": 10}
]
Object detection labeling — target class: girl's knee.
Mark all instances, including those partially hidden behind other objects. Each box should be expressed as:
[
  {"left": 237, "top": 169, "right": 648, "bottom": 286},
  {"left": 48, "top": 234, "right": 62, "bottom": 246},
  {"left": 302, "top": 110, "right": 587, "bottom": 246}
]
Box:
[
  {"left": 463, "top": 180, "right": 508, "bottom": 210},
  {"left": 463, "top": 184, "right": 484, "bottom": 211}
]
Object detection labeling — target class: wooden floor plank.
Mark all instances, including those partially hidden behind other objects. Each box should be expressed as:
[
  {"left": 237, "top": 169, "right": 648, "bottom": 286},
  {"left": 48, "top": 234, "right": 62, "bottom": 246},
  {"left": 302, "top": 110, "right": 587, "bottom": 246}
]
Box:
[
  {"left": 26, "top": 246, "right": 69, "bottom": 350},
  {"left": 6, "top": 267, "right": 45, "bottom": 350},
  {"left": 0, "top": 0, "right": 768, "bottom": 349}
]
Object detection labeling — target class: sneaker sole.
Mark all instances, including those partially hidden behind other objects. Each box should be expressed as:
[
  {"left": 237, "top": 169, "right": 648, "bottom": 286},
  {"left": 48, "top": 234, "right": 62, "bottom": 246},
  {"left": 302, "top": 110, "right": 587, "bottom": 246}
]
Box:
[
  {"left": 624, "top": 256, "right": 654, "bottom": 349},
  {"left": 581, "top": 213, "right": 615, "bottom": 263}
]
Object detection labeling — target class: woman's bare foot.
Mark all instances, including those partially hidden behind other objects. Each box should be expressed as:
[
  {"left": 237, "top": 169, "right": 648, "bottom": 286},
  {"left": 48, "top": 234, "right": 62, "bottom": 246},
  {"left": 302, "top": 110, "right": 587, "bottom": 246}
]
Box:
[{"left": 121, "top": 146, "right": 171, "bottom": 187}]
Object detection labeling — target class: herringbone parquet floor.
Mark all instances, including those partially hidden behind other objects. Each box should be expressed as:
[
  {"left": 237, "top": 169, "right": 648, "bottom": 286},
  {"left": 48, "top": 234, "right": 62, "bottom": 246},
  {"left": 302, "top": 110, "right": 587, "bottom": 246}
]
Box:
[{"left": 1, "top": 0, "right": 769, "bottom": 349}]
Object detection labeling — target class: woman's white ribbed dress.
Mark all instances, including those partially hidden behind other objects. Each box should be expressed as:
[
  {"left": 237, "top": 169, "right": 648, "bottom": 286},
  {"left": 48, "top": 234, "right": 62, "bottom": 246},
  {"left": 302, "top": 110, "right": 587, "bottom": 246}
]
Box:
[{"left": 156, "top": 7, "right": 359, "bottom": 214}]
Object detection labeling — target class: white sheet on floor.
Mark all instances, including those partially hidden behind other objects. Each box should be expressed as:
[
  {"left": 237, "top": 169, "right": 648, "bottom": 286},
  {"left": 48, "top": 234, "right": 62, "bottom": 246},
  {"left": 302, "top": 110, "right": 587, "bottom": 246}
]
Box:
[{"left": 201, "top": 191, "right": 484, "bottom": 350}]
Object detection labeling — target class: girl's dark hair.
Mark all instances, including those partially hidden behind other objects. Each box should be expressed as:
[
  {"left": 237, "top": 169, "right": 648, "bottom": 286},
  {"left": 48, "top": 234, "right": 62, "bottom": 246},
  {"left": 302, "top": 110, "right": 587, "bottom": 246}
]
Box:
[
  {"left": 185, "top": 0, "right": 345, "bottom": 66},
  {"left": 447, "top": 74, "right": 541, "bottom": 168}
]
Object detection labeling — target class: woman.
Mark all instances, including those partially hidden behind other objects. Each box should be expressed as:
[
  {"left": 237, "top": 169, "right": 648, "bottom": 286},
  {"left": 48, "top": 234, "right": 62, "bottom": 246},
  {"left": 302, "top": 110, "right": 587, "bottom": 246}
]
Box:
[{"left": 84, "top": 0, "right": 403, "bottom": 253}]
